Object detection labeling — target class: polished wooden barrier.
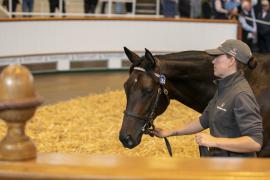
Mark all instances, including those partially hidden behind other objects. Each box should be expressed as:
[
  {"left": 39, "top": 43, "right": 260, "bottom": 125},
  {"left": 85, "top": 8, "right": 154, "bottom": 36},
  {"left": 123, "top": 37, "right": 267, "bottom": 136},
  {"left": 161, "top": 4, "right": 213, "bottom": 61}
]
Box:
[
  {"left": 0, "top": 153, "right": 269, "bottom": 179},
  {"left": 0, "top": 16, "right": 238, "bottom": 23}
]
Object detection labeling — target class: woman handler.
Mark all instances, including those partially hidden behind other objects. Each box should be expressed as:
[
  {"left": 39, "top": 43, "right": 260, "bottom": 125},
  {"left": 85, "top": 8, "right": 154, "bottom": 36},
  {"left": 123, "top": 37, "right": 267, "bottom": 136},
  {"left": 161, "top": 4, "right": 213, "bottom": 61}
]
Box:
[{"left": 153, "top": 39, "right": 263, "bottom": 157}]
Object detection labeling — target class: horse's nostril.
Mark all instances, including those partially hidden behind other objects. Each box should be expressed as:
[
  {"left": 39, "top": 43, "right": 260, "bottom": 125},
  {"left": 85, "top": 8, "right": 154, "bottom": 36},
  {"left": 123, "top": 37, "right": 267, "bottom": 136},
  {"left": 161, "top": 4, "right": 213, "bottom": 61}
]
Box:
[
  {"left": 119, "top": 133, "right": 135, "bottom": 148},
  {"left": 126, "top": 135, "right": 133, "bottom": 146}
]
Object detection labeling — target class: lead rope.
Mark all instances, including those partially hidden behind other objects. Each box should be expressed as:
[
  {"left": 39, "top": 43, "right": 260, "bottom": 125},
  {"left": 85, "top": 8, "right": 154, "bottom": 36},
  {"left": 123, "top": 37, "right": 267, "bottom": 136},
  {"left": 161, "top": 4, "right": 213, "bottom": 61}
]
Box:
[
  {"left": 164, "top": 137, "right": 173, "bottom": 157},
  {"left": 199, "top": 146, "right": 209, "bottom": 157},
  {"left": 159, "top": 86, "right": 173, "bottom": 157}
]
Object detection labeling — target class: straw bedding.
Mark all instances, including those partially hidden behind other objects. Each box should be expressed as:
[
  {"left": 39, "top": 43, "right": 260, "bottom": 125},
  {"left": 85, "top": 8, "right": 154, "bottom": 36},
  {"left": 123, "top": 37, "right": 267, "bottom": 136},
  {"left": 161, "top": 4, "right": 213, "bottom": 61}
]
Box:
[{"left": 0, "top": 90, "right": 206, "bottom": 158}]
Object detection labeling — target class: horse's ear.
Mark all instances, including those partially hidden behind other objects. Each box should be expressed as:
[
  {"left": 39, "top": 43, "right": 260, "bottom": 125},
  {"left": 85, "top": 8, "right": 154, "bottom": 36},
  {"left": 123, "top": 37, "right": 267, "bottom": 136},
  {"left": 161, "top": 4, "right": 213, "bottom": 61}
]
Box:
[
  {"left": 145, "top": 48, "right": 156, "bottom": 69},
  {"left": 124, "top": 47, "right": 140, "bottom": 64}
]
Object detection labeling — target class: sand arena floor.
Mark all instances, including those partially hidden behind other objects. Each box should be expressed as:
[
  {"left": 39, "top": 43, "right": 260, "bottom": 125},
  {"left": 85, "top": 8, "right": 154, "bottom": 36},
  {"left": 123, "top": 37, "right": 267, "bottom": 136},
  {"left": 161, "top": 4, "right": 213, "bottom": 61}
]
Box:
[{"left": 0, "top": 90, "right": 205, "bottom": 158}]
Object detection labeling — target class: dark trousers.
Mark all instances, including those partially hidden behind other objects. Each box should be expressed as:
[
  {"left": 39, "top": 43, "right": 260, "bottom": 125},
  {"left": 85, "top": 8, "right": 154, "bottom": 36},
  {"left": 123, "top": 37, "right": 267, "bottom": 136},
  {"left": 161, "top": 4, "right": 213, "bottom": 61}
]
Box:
[
  {"left": 162, "top": 0, "right": 177, "bottom": 17},
  {"left": 178, "top": 0, "right": 190, "bottom": 17},
  {"left": 202, "top": 1, "right": 212, "bottom": 19},
  {"left": 126, "top": 2, "right": 132, "bottom": 13},
  {"left": 84, "top": 0, "right": 98, "bottom": 13},
  {"left": 101, "top": 2, "right": 106, "bottom": 13},
  {"left": 49, "top": 0, "right": 66, "bottom": 16},
  {"left": 22, "top": 0, "right": 34, "bottom": 12},
  {"left": 22, "top": 0, "right": 34, "bottom": 17},
  {"left": 258, "top": 33, "right": 270, "bottom": 53},
  {"left": 2, "top": 0, "right": 19, "bottom": 17}
]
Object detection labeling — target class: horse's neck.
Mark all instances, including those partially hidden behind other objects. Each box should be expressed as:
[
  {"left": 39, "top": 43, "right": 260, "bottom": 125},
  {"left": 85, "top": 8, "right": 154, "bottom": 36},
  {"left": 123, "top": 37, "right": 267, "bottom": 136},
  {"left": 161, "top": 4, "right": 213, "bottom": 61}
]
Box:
[{"left": 160, "top": 59, "right": 216, "bottom": 113}]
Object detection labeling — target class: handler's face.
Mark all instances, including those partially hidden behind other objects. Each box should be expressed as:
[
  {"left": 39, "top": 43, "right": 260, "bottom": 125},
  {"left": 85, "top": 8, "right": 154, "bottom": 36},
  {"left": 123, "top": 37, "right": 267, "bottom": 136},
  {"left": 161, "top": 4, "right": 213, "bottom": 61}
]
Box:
[{"left": 212, "top": 54, "right": 232, "bottom": 78}]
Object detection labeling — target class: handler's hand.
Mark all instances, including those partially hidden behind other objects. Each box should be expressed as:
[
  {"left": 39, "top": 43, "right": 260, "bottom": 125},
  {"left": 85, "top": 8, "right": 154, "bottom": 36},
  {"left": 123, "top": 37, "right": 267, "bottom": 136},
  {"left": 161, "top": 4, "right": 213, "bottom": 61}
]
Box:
[
  {"left": 195, "top": 133, "right": 217, "bottom": 148},
  {"left": 152, "top": 128, "right": 173, "bottom": 138}
]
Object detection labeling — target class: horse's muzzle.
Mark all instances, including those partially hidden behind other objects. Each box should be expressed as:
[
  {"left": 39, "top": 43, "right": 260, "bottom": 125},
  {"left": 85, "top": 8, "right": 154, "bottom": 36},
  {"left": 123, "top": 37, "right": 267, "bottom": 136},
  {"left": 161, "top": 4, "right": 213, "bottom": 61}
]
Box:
[{"left": 119, "top": 134, "right": 136, "bottom": 149}]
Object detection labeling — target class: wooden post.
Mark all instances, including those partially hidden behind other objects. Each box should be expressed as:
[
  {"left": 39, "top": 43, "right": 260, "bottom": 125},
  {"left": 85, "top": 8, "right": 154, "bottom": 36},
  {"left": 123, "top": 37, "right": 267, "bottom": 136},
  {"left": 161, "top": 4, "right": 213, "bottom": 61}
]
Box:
[{"left": 0, "top": 64, "right": 42, "bottom": 161}]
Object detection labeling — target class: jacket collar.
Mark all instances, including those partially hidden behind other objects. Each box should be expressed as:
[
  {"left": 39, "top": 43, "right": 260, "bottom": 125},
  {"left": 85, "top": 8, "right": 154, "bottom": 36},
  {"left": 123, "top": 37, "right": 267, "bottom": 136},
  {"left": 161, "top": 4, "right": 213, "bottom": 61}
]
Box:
[{"left": 215, "top": 72, "right": 244, "bottom": 93}]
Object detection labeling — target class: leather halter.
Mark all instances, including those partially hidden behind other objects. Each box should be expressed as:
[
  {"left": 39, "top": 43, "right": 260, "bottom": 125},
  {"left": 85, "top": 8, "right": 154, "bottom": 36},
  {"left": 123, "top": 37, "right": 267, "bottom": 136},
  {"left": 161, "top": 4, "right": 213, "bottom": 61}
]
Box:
[{"left": 124, "top": 66, "right": 173, "bottom": 156}]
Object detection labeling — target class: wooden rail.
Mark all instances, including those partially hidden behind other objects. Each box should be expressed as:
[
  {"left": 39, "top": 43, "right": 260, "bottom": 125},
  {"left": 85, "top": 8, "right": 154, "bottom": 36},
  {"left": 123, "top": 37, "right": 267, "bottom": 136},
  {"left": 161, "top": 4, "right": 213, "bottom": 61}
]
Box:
[
  {"left": 0, "top": 153, "right": 269, "bottom": 179},
  {"left": 0, "top": 16, "right": 238, "bottom": 24}
]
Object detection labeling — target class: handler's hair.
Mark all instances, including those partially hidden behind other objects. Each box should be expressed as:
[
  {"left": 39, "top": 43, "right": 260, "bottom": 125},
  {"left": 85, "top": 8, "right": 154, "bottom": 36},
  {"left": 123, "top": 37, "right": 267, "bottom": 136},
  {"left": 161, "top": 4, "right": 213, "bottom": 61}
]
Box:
[
  {"left": 236, "top": 56, "right": 257, "bottom": 70},
  {"left": 247, "top": 56, "right": 257, "bottom": 69},
  {"left": 226, "top": 54, "right": 257, "bottom": 71}
]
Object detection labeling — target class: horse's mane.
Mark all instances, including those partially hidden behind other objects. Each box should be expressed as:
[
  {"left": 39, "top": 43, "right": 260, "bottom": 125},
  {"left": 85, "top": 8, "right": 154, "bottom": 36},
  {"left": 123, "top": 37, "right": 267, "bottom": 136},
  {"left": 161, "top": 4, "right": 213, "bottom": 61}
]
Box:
[{"left": 156, "top": 50, "right": 212, "bottom": 62}]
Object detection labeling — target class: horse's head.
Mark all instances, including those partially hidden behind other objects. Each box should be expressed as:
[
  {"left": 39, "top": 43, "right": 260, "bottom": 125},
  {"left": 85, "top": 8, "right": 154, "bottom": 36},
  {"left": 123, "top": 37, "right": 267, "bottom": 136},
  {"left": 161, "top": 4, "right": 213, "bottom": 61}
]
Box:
[{"left": 119, "top": 47, "right": 170, "bottom": 149}]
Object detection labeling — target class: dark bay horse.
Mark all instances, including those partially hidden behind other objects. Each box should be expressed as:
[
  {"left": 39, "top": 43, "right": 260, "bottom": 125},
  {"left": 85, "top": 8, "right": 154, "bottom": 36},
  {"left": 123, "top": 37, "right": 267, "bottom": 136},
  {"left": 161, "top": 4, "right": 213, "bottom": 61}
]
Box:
[{"left": 119, "top": 47, "right": 270, "bottom": 157}]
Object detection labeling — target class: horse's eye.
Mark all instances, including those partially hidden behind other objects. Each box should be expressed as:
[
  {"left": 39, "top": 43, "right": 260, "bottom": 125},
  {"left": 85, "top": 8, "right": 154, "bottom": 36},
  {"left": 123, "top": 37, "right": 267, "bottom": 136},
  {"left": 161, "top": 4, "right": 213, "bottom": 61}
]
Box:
[{"left": 143, "top": 87, "right": 153, "bottom": 94}]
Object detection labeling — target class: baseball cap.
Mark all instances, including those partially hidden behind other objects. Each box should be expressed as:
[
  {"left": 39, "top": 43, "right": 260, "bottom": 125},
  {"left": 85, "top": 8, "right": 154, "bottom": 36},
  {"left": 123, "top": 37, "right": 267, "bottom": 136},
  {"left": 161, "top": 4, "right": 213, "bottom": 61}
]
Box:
[{"left": 206, "top": 39, "right": 252, "bottom": 64}]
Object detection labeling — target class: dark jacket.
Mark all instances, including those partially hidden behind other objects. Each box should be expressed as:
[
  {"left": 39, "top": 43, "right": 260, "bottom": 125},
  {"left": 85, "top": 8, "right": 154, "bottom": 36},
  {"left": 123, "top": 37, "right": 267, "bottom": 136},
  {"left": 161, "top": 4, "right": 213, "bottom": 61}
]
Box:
[
  {"left": 200, "top": 72, "right": 263, "bottom": 157},
  {"left": 257, "top": 10, "right": 270, "bottom": 35}
]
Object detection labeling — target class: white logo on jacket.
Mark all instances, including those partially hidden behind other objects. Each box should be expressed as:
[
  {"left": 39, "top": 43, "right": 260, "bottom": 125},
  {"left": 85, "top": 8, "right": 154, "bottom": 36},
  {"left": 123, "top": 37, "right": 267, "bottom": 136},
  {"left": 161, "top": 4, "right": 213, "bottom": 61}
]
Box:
[{"left": 217, "top": 103, "right": 227, "bottom": 112}]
